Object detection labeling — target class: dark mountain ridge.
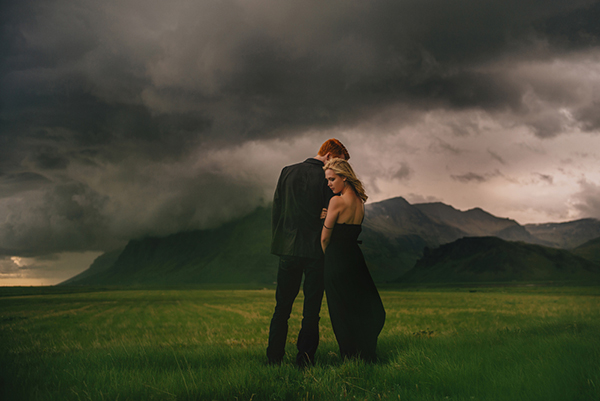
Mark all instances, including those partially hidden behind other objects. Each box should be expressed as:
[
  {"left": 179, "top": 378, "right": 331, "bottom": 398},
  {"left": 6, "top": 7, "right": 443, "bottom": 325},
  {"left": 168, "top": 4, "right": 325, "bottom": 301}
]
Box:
[
  {"left": 524, "top": 218, "right": 600, "bottom": 249},
  {"left": 414, "top": 203, "right": 542, "bottom": 244},
  {"left": 61, "top": 197, "right": 600, "bottom": 285}
]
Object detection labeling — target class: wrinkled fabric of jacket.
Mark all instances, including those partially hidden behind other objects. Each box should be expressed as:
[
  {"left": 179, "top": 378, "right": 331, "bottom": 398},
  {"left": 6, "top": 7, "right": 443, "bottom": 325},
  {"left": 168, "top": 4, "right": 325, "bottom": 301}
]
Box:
[{"left": 271, "top": 158, "right": 333, "bottom": 259}]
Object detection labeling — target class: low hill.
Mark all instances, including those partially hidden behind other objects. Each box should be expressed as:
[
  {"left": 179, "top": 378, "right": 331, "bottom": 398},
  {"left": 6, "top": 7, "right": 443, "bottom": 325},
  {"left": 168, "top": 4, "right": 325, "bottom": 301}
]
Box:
[
  {"left": 399, "top": 237, "right": 600, "bottom": 283},
  {"left": 572, "top": 236, "right": 600, "bottom": 264},
  {"left": 361, "top": 197, "right": 464, "bottom": 281},
  {"left": 524, "top": 218, "right": 600, "bottom": 248},
  {"left": 61, "top": 249, "right": 123, "bottom": 285},
  {"left": 65, "top": 206, "right": 277, "bottom": 285}
]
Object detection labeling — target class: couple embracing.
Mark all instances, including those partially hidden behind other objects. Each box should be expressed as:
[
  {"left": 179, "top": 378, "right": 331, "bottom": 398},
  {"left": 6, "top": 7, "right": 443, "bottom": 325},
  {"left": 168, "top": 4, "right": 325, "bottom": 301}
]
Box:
[{"left": 267, "top": 139, "right": 385, "bottom": 368}]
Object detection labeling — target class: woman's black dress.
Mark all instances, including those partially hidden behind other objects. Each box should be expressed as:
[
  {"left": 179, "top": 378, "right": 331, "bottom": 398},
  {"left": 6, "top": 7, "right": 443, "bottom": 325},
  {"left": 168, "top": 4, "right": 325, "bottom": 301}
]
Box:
[{"left": 324, "top": 223, "right": 385, "bottom": 362}]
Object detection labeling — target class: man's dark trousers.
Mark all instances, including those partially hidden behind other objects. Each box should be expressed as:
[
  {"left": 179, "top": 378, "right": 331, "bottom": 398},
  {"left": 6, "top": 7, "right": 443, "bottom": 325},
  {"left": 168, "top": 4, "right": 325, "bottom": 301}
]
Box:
[{"left": 266, "top": 256, "right": 324, "bottom": 366}]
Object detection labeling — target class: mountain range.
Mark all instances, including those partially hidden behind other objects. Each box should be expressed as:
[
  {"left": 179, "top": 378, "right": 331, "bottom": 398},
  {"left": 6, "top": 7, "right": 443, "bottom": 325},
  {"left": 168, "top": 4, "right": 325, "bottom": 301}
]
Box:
[{"left": 62, "top": 197, "right": 600, "bottom": 285}]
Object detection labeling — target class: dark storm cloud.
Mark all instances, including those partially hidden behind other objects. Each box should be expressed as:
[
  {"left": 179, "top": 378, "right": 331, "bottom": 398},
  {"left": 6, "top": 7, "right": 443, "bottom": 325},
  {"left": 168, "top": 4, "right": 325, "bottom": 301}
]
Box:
[
  {"left": 1, "top": 0, "right": 600, "bottom": 258},
  {"left": 392, "top": 162, "right": 412, "bottom": 181},
  {"left": 487, "top": 149, "right": 507, "bottom": 165},
  {"left": 0, "top": 181, "right": 110, "bottom": 256},
  {"left": 0, "top": 162, "right": 270, "bottom": 256},
  {"left": 0, "top": 172, "right": 51, "bottom": 190},
  {"left": 451, "top": 172, "right": 488, "bottom": 183},
  {"left": 539, "top": 2, "right": 600, "bottom": 48},
  {"left": 573, "top": 179, "right": 600, "bottom": 218},
  {"left": 451, "top": 169, "right": 505, "bottom": 183},
  {"left": 535, "top": 173, "right": 554, "bottom": 184},
  {"left": 4, "top": 0, "right": 599, "bottom": 147},
  {"left": 0, "top": 172, "right": 52, "bottom": 198},
  {"left": 574, "top": 101, "right": 600, "bottom": 131},
  {"left": 430, "top": 138, "right": 464, "bottom": 155}
]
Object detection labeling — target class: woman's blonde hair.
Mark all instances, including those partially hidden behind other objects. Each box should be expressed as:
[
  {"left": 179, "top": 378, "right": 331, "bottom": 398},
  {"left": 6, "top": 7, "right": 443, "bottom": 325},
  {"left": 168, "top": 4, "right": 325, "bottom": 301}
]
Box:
[{"left": 323, "top": 158, "right": 368, "bottom": 203}]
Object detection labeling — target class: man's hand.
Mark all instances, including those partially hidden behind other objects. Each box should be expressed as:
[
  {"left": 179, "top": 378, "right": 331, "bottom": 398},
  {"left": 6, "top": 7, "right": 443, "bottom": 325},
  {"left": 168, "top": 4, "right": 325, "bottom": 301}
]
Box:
[{"left": 320, "top": 208, "right": 327, "bottom": 219}]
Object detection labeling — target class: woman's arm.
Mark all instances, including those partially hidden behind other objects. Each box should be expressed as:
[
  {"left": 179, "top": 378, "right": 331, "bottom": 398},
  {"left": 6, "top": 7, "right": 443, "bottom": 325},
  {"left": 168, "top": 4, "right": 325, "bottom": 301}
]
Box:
[{"left": 321, "top": 197, "right": 342, "bottom": 253}]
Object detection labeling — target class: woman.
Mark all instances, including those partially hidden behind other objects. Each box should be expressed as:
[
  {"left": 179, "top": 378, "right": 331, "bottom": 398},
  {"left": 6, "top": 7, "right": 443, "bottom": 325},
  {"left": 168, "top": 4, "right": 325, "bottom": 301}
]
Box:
[{"left": 321, "top": 158, "right": 385, "bottom": 362}]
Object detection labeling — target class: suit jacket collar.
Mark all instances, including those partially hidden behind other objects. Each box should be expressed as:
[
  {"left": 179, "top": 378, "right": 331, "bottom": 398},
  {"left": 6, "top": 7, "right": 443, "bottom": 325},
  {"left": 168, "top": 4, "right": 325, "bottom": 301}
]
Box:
[{"left": 304, "top": 158, "right": 324, "bottom": 167}]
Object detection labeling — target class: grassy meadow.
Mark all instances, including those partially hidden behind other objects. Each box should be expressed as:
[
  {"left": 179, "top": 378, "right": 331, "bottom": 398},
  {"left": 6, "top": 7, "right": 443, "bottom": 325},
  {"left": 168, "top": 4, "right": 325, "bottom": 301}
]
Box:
[{"left": 1, "top": 285, "right": 599, "bottom": 400}]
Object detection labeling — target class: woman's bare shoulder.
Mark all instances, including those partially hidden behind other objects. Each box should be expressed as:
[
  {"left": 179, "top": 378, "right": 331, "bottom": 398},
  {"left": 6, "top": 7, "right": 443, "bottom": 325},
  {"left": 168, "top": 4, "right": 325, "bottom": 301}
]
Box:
[{"left": 329, "top": 194, "right": 346, "bottom": 205}]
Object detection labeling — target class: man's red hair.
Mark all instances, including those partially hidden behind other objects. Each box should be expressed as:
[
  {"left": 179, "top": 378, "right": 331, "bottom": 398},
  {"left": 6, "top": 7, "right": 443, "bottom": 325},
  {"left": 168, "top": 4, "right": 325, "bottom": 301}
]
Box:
[{"left": 318, "top": 138, "right": 350, "bottom": 160}]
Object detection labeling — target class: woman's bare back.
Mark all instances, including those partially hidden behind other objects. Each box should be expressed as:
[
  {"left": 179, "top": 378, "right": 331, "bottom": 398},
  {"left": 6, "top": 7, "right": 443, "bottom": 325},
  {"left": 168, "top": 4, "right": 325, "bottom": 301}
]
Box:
[{"left": 336, "top": 192, "right": 364, "bottom": 225}]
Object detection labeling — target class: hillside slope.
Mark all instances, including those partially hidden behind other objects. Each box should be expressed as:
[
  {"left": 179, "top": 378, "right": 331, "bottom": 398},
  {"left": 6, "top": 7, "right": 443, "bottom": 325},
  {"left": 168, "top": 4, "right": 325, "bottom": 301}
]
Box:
[
  {"left": 572, "top": 236, "right": 600, "bottom": 264},
  {"left": 524, "top": 218, "right": 600, "bottom": 248},
  {"left": 66, "top": 206, "right": 276, "bottom": 285},
  {"left": 361, "top": 197, "right": 464, "bottom": 280},
  {"left": 399, "top": 237, "right": 600, "bottom": 283},
  {"left": 414, "top": 203, "right": 542, "bottom": 244},
  {"left": 62, "top": 198, "right": 600, "bottom": 286}
]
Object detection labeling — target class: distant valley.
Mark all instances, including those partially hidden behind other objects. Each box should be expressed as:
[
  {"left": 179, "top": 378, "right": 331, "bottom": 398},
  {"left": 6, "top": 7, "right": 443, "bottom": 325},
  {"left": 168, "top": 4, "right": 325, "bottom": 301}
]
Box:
[{"left": 62, "top": 197, "right": 600, "bottom": 285}]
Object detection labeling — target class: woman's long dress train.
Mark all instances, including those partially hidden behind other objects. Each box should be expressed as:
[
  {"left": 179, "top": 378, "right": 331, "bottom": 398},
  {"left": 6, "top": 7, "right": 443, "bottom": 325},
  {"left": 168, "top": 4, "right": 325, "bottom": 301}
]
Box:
[{"left": 324, "top": 223, "right": 385, "bottom": 362}]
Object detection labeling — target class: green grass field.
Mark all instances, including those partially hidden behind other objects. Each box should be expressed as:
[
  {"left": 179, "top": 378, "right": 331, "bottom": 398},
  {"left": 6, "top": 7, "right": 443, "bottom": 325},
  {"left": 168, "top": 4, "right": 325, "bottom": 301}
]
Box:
[{"left": 1, "top": 285, "right": 599, "bottom": 400}]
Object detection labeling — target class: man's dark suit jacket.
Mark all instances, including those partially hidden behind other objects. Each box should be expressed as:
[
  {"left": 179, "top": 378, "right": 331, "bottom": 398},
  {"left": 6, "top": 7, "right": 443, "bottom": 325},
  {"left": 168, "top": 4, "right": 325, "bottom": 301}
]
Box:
[{"left": 271, "top": 158, "right": 333, "bottom": 259}]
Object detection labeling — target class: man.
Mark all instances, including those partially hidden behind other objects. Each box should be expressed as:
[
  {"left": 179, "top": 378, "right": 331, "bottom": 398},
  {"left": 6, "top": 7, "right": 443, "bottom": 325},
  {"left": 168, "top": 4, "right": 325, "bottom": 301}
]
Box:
[{"left": 267, "top": 138, "right": 350, "bottom": 367}]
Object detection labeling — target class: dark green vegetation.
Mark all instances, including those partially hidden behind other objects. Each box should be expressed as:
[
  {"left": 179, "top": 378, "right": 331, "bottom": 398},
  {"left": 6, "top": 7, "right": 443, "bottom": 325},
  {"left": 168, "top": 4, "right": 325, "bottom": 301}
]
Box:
[
  {"left": 63, "top": 207, "right": 275, "bottom": 286},
  {"left": 1, "top": 286, "right": 599, "bottom": 400},
  {"left": 573, "top": 236, "right": 600, "bottom": 265},
  {"left": 400, "top": 237, "right": 600, "bottom": 283},
  {"left": 63, "top": 198, "right": 600, "bottom": 286}
]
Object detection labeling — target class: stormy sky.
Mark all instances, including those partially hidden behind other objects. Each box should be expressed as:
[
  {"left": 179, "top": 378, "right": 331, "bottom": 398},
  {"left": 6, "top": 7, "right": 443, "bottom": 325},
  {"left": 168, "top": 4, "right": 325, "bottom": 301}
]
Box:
[{"left": 2, "top": 0, "right": 600, "bottom": 285}]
